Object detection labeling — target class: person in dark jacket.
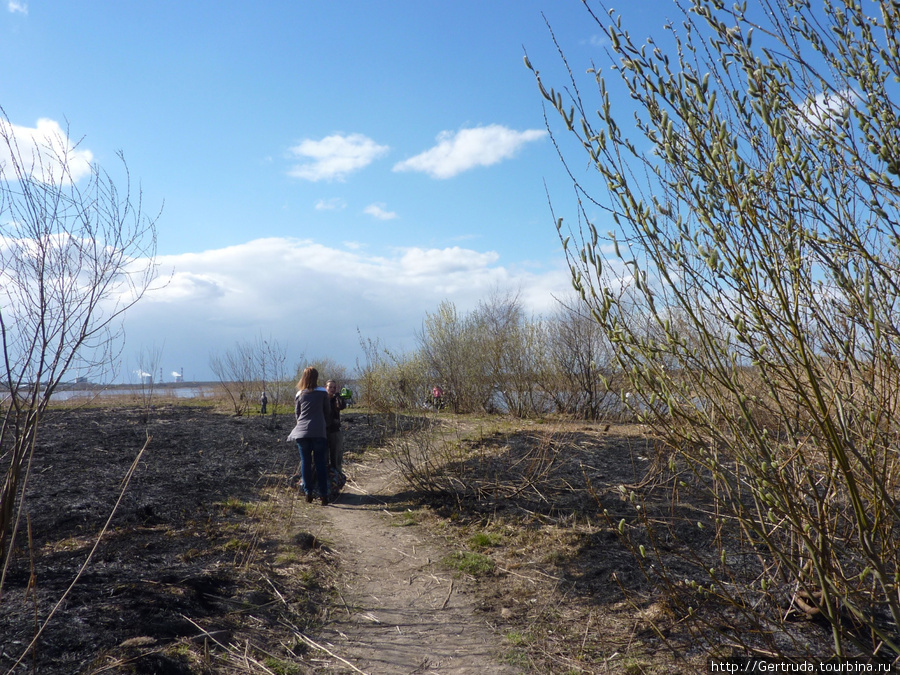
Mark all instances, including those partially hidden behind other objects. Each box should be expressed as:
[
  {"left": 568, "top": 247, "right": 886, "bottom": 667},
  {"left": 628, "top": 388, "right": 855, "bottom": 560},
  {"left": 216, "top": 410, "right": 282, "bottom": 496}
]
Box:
[
  {"left": 287, "top": 367, "right": 332, "bottom": 505},
  {"left": 325, "top": 379, "right": 347, "bottom": 473}
]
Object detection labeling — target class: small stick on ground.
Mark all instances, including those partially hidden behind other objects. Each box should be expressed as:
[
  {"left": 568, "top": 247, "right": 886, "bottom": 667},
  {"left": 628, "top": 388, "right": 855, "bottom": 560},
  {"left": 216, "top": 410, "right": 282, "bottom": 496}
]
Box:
[
  {"left": 292, "top": 630, "right": 372, "bottom": 675},
  {"left": 440, "top": 579, "right": 454, "bottom": 609}
]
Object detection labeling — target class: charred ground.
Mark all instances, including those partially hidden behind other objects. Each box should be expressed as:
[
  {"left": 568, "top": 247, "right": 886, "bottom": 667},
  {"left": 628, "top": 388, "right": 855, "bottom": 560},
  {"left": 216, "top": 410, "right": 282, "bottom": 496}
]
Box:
[
  {"left": 0, "top": 404, "right": 400, "bottom": 673},
  {"left": 1, "top": 403, "right": 835, "bottom": 674}
]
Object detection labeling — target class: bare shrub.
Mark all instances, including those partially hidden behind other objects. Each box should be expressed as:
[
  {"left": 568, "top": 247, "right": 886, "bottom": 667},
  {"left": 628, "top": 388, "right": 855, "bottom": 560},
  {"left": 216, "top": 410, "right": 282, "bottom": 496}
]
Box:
[
  {"left": 134, "top": 342, "right": 164, "bottom": 423},
  {"left": 210, "top": 334, "right": 288, "bottom": 417},
  {"left": 542, "top": 297, "right": 624, "bottom": 419},
  {"left": 391, "top": 421, "right": 563, "bottom": 507},
  {"left": 0, "top": 108, "right": 159, "bottom": 566}
]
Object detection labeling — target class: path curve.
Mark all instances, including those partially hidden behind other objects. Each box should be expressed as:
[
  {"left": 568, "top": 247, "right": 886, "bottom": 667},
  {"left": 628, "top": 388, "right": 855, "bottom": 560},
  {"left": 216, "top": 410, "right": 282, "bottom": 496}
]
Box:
[{"left": 299, "top": 459, "right": 520, "bottom": 675}]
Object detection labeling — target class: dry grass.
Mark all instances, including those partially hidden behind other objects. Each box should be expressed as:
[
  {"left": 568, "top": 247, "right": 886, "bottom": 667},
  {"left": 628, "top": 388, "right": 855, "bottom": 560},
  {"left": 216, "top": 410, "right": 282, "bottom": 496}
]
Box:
[
  {"left": 385, "top": 417, "right": 711, "bottom": 673},
  {"left": 384, "top": 415, "right": 878, "bottom": 672}
]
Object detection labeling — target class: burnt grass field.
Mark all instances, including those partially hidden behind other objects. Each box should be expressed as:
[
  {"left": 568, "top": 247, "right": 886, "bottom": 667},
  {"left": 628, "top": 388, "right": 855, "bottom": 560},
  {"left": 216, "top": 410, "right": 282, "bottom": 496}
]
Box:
[
  {"left": 0, "top": 404, "right": 401, "bottom": 674},
  {"left": 0, "top": 402, "right": 838, "bottom": 674}
]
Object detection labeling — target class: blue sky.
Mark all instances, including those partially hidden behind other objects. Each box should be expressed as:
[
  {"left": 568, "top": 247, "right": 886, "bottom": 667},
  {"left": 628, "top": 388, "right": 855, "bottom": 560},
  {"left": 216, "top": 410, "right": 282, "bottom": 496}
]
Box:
[{"left": 1, "top": 1, "right": 670, "bottom": 383}]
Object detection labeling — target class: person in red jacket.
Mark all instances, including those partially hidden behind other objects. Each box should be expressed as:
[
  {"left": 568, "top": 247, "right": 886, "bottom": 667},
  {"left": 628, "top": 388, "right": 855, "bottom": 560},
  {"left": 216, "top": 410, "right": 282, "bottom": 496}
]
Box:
[{"left": 432, "top": 384, "right": 444, "bottom": 410}]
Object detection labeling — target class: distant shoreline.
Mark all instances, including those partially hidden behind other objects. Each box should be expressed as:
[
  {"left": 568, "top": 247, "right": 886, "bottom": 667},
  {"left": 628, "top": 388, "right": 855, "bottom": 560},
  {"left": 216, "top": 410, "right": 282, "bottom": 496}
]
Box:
[{"left": 52, "top": 381, "right": 222, "bottom": 391}]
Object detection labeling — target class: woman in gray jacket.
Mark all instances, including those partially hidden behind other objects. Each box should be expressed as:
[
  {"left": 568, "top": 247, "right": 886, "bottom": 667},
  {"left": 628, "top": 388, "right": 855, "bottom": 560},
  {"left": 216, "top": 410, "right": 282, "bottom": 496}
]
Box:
[{"left": 288, "top": 367, "right": 333, "bottom": 505}]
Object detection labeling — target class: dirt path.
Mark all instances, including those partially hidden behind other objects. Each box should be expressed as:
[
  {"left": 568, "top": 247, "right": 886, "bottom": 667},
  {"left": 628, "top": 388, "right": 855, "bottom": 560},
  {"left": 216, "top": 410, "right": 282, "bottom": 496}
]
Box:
[{"left": 293, "top": 458, "right": 521, "bottom": 675}]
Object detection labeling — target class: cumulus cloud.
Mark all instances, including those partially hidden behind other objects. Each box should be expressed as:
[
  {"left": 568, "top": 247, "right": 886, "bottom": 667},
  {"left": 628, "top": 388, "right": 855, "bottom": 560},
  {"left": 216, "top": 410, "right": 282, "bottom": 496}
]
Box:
[
  {"left": 117, "top": 238, "right": 570, "bottom": 381},
  {"left": 0, "top": 118, "right": 93, "bottom": 184},
  {"left": 7, "top": 1, "right": 27, "bottom": 14},
  {"left": 287, "top": 133, "right": 389, "bottom": 182},
  {"left": 393, "top": 124, "right": 546, "bottom": 179},
  {"left": 396, "top": 246, "right": 498, "bottom": 276},
  {"left": 363, "top": 203, "right": 397, "bottom": 220}
]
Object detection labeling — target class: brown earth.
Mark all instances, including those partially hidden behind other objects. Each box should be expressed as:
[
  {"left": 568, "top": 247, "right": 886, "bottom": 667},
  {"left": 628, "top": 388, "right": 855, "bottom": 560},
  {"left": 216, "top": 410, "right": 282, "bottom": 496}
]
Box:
[{"left": 0, "top": 403, "right": 720, "bottom": 674}]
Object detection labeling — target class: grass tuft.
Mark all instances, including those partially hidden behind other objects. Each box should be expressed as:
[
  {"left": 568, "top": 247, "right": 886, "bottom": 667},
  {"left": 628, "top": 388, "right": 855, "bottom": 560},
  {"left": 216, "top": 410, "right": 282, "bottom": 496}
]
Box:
[
  {"left": 468, "top": 531, "right": 502, "bottom": 549},
  {"left": 443, "top": 551, "right": 495, "bottom": 576}
]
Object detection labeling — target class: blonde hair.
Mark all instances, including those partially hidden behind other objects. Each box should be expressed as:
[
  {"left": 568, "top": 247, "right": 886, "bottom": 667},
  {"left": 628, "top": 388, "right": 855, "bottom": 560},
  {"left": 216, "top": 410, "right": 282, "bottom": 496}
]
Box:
[{"left": 297, "top": 367, "right": 319, "bottom": 391}]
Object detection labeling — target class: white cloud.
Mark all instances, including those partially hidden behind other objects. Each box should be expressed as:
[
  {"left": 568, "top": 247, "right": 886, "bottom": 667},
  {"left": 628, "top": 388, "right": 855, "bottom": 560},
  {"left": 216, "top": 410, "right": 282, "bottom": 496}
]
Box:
[
  {"left": 0, "top": 118, "right": 93, "bottom": 184},
  {"left": 7, "top": 1, "right": 27, "bottom": 14},
  {"left": 287, "top": 133, "right": 389, "bottom": 182},
  {"left": 396, "top": 246, "right": 498, "bottom": 276},
  {"left": 116, "top": 238, "right": 570, "bottom": 381},
  {"left": 393, "top": 124, "right": 546, "bottom": 179},
  {"left": 800, "top": 89, "right": 855, "bottom": 132},
  {"left": 363, "top": 203, "right": 397, "bottom": 220},
  {"left": 315, "top": 197, "right": 347, "bottom": 211}
]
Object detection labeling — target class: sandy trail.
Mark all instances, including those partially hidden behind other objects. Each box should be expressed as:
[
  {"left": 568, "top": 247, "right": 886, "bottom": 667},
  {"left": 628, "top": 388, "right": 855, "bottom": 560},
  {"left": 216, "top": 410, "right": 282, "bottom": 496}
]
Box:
[{"left": 294, "top": 459, "right": 520, "bottom": 675}]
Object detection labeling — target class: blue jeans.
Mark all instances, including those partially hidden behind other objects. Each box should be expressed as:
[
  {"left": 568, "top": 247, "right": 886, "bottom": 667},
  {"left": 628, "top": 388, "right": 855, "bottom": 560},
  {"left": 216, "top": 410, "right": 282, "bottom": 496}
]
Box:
[{"left": 296, "top": 437, "right": 329, "bottom": 497}]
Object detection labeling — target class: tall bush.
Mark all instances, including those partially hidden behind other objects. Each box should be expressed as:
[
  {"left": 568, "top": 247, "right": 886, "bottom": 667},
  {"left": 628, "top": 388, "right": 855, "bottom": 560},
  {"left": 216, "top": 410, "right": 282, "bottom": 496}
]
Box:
[
  {"left": 543, "top": 298, "right": 621, "bottom": 418},
  {"left": 532, "top": 0, "right": 900, "bottom": 660},
  {"left": 356, "top": 335, "right": 429, "bottom": 412},
  {"left": 417, "top": 300, "right": 494, "bottom": 413}
]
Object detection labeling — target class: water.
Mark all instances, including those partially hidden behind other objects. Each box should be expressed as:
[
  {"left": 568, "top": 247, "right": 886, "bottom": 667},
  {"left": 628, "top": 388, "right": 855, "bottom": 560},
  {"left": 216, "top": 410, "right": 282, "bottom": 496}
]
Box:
[{"left": 43, "top": 384, "right": 220, "bottom": 401}]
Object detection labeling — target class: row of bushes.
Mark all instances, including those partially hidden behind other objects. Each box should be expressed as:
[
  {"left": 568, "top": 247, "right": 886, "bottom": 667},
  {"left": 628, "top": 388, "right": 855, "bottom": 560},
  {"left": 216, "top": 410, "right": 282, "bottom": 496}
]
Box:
[{"left": 356, "top": 291, "right": 632, "bottom": 419}]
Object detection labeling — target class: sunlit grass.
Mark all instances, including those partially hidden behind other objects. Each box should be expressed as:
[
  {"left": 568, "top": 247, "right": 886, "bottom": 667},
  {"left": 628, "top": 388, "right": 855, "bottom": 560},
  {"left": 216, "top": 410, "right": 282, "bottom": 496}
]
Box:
[{"left": 442, "top": 550, "right": 495, "bottom": 576}]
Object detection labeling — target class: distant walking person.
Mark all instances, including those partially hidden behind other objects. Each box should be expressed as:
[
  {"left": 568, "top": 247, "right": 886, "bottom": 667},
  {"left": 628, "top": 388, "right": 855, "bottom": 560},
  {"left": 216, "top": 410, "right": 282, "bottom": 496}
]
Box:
[
  {"left": 259, "top": 391, "right": 268, "bottom": 415},
  {"left": 325, "top": 380, "right": 347, "bottom": 473},
  {"left": 287, "top": 368, "right": 333, "bottom": 505},
  {"left": 432, "top": 385, "right": 444, "bottom": 410}
]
